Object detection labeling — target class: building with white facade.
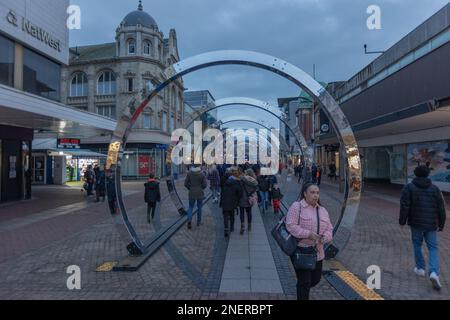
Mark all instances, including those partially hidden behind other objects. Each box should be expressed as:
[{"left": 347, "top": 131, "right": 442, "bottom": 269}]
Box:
[
  {"left": 0, "top": 0, "right": 115, "bottom": 202},
  {"left": 61, "top": 1, "right": 185, "bottom": 179}
]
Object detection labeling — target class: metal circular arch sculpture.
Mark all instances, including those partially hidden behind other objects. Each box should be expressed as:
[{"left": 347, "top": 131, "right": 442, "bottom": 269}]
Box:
[
  {"left": 106, "top": 50, "right": 362, "bottom": 258},
  {"left": 185, "top": 97, "right": 312, "bottom": 166}
]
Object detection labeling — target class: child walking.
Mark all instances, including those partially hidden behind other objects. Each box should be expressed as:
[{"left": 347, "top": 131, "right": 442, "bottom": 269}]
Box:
[{"left": 271, "top": 184, "right": 283, "bottom": 215}]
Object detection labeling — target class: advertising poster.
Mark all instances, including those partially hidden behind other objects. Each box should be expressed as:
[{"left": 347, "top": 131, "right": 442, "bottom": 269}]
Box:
[
  {"left": 390, "top": 153, "right": 407, "bottom": 185},
  {"left": 407, "top": 142, "right": 450, "bottom": 192},
  {"left": 139, "top": 155, "right": 150, "bottom": 177}
]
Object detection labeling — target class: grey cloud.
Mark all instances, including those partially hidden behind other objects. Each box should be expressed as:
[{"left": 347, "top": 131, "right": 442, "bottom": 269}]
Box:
[{"left": 69, "top": 0, "right": 449, "bottom": 126}]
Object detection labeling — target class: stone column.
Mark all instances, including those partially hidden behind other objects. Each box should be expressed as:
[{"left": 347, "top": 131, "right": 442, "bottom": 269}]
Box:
[{"left": 136, "top": 31, "right": 142, "bottom": 56}]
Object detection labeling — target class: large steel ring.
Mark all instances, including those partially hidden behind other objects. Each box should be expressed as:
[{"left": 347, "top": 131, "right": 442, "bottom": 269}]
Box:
[{"left": 106, "top": 50, "right": 362, "bottom": 257}]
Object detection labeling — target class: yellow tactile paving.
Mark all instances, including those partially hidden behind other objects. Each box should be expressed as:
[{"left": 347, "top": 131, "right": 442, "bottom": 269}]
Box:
[
  {"left": 335, "top": 271, "right": 384, "bottom": 300},
  {"left": 96, "top": 262, "right": 118, "bottom": 272}
]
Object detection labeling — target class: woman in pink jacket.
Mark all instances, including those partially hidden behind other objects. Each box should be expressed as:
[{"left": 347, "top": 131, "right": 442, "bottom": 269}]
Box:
[{"left": 286, "top": 182, "right": 334, "bottom": 300}]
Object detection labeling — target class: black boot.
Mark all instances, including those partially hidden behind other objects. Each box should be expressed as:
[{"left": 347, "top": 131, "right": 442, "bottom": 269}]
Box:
[{"left": 240, "top": 223, "right": 245, "bottom": 235}]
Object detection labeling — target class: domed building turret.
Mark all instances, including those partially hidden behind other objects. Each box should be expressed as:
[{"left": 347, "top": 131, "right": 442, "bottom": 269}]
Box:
[
  {"left": 116, "top": 0, "right": 165, "bottom": 60},
  {"left": 62, "top": 0, "right": 185, "bottom": 179},
  {"left": 123, "top": 1, "right": 158, "bottom": 30}
]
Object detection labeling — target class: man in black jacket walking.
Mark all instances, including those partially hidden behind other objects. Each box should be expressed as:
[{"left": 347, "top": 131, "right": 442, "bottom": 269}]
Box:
[
  {"left": 220, "top": 167, "right": 243, "bottom": 238},
  {"left": 400, "top": 165, "right": 446, "bottom": 290},
  {"left": 144, "top": 174, "right": 161, "bottom": 223}
]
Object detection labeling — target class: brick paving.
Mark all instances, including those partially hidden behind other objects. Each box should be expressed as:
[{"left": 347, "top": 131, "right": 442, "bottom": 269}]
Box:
[
  {"left": 320, "top": 179, "right": 450, "bottom": 300},
  {"left": 0, "top": 173, "right": 448, "bottom": 300}
]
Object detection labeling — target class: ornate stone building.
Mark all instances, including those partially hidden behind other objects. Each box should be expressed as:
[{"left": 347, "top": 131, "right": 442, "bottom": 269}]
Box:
[{"left": 61, "top": 1, "right": 184, "bottom": 178}]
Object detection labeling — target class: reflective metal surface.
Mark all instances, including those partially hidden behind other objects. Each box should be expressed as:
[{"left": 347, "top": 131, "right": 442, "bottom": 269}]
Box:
[{"left": 107, "top": 50, "right": 361, "bottom": 256}]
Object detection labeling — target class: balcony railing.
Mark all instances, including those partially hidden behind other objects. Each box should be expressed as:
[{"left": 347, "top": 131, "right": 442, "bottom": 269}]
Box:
[
  {"left": 95, "top": 94, "right": 116, "bottom": 103},
  {"left": 67, "top": 96, "right": 88, "bottom": 104}
]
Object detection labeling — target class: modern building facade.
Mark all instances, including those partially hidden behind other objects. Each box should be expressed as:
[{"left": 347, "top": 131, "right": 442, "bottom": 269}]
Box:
[
  {"left": 316, "top": 3, "right": 450, "bottom": 192},
  {"left": 183, "top": 90, "right": 218, "bottom": 126},
  {"left": 0, "top": 0, "right": 116, "bottom": 202},
  {"left": 61, "top": 1, "right": 185, "bottom": 179},
  {"left": 278, "top": 97, "right": 298, "bottom": 165}
]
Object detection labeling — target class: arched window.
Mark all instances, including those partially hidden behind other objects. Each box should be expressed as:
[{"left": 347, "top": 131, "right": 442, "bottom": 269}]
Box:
[
  {"left": 143, "top": 40, "right": 152, "bottom": 56},
  {"left": 97, "top": 70, "right": 116, "bottom": 95},
  {"left": 128, "top": 39, "right": 136, "bottom": 55},
  {"left": 70, "top": 72, "right": 88, "bottom": 97}
]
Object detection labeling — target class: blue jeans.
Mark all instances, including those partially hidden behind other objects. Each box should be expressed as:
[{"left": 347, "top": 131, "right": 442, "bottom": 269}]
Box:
[
  {"left": 259, "top": 191, "right": 268, "bottom": 210},
  {"left": 187, "top": 198, "right": 204, "bottom": 224},
  {"left": 211, "top": 186, "right": 220, "bottom": 199},
  {"left": 411, "top": 227, "right": 440, "bottom": 276}
]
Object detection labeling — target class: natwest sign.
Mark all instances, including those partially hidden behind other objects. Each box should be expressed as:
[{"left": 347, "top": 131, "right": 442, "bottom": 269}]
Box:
[{"left": 57, "top": 138, "right": 80, "bottom": 149}]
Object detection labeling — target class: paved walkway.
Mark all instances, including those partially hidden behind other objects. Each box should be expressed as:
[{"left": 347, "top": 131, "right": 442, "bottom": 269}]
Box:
[
  {"left": 220, "top": 207, "right": 283, "bottom": 294},
  {"left": 0, "top": 172, "right": 448, "bottom": 300}
]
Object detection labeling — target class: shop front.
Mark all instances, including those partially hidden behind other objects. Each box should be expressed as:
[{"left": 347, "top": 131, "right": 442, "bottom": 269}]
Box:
[
  {"left": 406, "top": 141, "right": 450, "bottom": 192},
  {"left": 32, "top": 138, "right": 107, "bottom": 185},
  {"left": 0, "top": 124, "right": 33, "bottom": 203},
  {"left": 83, "top": 143, "right": 169, "bottom": 180}
]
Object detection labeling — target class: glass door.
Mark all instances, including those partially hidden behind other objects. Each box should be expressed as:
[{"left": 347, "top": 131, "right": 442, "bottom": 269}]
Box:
[{"left": 32, "top": 155, "right": 46, "bottom": 184}]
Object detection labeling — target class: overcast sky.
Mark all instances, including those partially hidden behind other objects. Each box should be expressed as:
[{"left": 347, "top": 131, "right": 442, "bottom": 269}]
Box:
[{"left": 69, "top": 0, "right": 449, "bottom": 128}]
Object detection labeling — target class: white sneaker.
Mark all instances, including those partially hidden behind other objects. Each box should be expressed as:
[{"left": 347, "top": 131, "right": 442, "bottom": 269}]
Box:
[
  {"left": 429, "top": 272, "right": 442, "bottom": 291},
  {"left": 414, "top": 267, "right": 426, "bottom": 277}
]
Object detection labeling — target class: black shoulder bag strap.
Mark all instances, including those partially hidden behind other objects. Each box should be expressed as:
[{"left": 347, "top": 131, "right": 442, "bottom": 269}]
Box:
[
  {"left": 314, "top": 207, "right": 321, "bottom": 251},
  {"left": 316, "top": 207, "right": 320, "bottom": 235}
]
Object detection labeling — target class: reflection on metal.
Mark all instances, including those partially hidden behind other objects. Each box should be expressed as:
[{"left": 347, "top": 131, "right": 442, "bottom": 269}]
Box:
[
  {"left": 166, "top": 179, "right": 186, "bottom": 216},
  {"left": 218, "top": 117, "right": 290, "bottom": 149},
  {"left": 107, "top": 50, "right": 361, "bottom": 257},
  {"left": 185, "top": 97, "right": 286, "bottom": 124},
  {"left": 185, "top": 97, "right": 311, "bottom": 167}
]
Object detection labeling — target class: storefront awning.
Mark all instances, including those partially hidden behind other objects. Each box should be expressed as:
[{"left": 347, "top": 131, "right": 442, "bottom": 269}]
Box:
[{"left": 46, "top": 149, "right": 107, "bottom": 158}]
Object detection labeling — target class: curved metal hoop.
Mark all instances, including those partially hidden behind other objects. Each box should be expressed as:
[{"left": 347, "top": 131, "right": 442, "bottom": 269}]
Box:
[{"left": 106, "top": 50, "right": 362, "bottom": 257}]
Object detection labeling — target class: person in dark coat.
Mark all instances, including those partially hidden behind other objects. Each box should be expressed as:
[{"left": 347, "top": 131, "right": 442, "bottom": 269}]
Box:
[
  {"left": 399, "top": 165, "right": 446, "bottom": 291},
  {"left": 239, "top": 169, "right": 258, "bottom": 234},
  {"left": 144, "top": 174, "right": 161, "bottom": 223},
  {"left": 220, "top": 167, "right": 243, "bottom": 238},
  {"left": 257, "top": 174, "right": 271, "bottom": 212},
  {"left": 311, "top": 164, "right": 318, "bottom": 184},
  {"left": 84, "top": 165, "right": 95, "bottom": 196},
  {"left": 184, "top": 165, "right": 208, "bottom": 229},
  {"left": 95, "top": 165, "right": 106, "bottom": 202},
  {"left": 328, "top": 162, "right": 337, "bottom": 181},
  {"left": 106, "top": 168, "right": 117, "bottom": 215}
]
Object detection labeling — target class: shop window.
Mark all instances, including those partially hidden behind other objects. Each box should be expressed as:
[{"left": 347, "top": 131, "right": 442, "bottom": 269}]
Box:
[
  {"left": 23, "top": 48, "right": 61, "bottom": 101},
  {"left": 0, "top": 35, "right": 14, "bottom": 87}
]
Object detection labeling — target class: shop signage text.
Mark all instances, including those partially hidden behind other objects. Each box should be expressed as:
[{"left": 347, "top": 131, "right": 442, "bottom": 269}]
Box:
[
  {"left": 58, "top": 138, "right": 80, "bottom": 149},
  {"left": 6, "top": 10, "right": 62, "bottom": 52}
]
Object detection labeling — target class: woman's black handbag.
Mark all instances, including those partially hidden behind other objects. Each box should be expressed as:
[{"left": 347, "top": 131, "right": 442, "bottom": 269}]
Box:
[
  {"left": 291, "top": 207, "right": 320, "bottom": 271},
  {"left": 271, "top": 217, "right": 298, "bottom": 256}
]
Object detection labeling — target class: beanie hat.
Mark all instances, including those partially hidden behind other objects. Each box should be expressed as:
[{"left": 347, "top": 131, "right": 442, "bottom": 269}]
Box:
[{"left": 414, "top": 165, "right": 430, "bottom": 178}]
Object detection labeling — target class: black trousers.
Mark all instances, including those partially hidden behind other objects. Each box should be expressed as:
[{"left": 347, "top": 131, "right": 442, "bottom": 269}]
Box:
[
  {"left": 239, "top": 207, "right": 252, "bottom": 225},
  {"left": 147, "top": 202, "right": 157, "bottom": 219},
  {"left": 108, "top": 199, "right": 117, "bottom": 215},
  {"left": 292, "top": 260, "right": 323, "bottom": 300},
  {"left": 223, "top": 210, "right": 235, "bottom": 232}
]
